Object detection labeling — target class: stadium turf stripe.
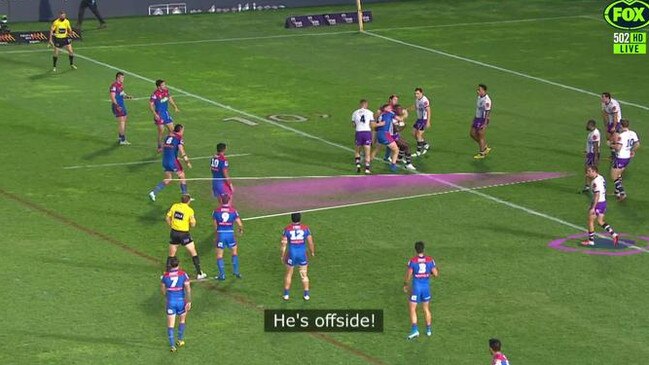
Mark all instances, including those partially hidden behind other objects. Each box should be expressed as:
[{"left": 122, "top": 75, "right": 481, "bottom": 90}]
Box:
[
  {"left": 63, "top": 153, "right": 252, "bottom": 170},
  {"left": 1, "top": 15, "right": 586, "bottom": 55},
  {"left": 72, "top": 53, "right": 649, "bottom": 254},
  {"left": 363, "top": 31, "right": 649, "bottom": 112},
  {"left": 0, "top": 186, "right": 388, "bottom": 364}
]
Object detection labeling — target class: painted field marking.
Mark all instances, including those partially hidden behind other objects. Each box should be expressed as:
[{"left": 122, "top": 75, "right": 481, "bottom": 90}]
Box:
[{"left": 63, "top": 153, "right": 251, "bottom": 170}]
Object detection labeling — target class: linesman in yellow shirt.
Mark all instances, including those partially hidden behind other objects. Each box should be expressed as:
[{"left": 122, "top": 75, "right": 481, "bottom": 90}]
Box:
[
  {"left": 165, "top": 194, "right": 207, "bottom": 279},
  {"left": 49, "top": 11, "right": 77, "bottom": 72}
]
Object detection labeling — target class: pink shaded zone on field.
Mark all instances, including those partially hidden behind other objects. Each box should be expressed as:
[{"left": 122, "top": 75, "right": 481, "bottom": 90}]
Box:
[{"left": 233, "top": 172, "right": 567, "bottom": 216}]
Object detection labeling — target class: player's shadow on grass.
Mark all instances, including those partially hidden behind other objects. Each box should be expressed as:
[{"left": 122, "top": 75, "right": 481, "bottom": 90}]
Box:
[
  {"left": 470, "top": 159, "right": 491, "bottom": 173},
  {"left": 81, "top": 144, "right": 121, "bottom": 161},
  {"left": 138, "top": 206, "right": 167, "bottom": 225},
  {"left": 14, "top": 330, "right": 159, "bottom": 349}
]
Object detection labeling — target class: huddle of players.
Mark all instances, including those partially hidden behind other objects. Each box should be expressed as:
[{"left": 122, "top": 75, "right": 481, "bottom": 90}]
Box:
[
  {"left": 580, "top": 92, "right": 640, "bottom": 246},
  {"left": 352, "top": 84, "right": 493, "bottom": 174}
]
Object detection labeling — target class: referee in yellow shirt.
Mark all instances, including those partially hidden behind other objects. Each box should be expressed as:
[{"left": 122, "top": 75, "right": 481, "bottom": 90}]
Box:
[
  {"left": 49, "top": 11, "right": 77, "bottom": 72},
  {"left": 165, "top": 194, "right": 207, "bottom": 279}
]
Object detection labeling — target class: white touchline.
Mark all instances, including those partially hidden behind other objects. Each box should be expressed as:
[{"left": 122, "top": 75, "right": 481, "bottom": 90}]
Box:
[
  {"left": 362, "top": 30, "right": 649, "bottom": 112},
  {"left": 63, "top": 153, "right": 251, "bottom": 170},
  {"left": 1, "top": 15, "right": 588, "bottom": 55},
  {"left": 104, "top": 95, "right": 188, "bottom": 102},
  {"left": 74, "top": 54, "right": 648, "bottom": 253}
]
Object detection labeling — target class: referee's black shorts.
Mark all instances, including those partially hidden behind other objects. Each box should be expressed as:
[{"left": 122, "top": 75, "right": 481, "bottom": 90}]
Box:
[
  {"left": 53, "top": 37, "right": 71, "bottom": 48},
  {"left": 169, "top": 229, "right": 193, "bottom": 245}
]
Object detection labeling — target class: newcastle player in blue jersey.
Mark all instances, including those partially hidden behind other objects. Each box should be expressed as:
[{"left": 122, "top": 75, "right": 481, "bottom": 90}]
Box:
[
  {"left": 160, "top": 257, "right": 192, "bottom": 352},
  {"left": 210, "top": 142, "right": 234, "bottom": 203},
  {"left": 149, "top": 124, "right": 192, "bottom": 201},
  {"left": 281, "top": 213, "right": 315, "bottom": 301},
  {"left": 109, "top": 72, "right": 132, "bottom": 145},
  {"left": 403, "top": 241, "right": 439, "bottom": 339},
  {"left": 212, "top": 195, "right": 244, "bottom": 280}
]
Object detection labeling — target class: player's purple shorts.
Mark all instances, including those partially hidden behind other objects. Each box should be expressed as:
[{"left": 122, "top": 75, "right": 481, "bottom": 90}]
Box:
[
  {"left": 112, "top": 104, "right": 127, "bottom": 117},
  {"left": 154, "top": 111, "right": 173, "bottom": 126},
  {"left": 377, "top": 131, "right": 395, "bottom": 145},
  {"left": 472, "top": 117, "right": 488, "bottom": 129},
  {"left": 585, "top": 152, "right": 599, "bottom": 166},
  {"left": 607, "top": 122, "right": 621, "bottom": 134},
  {"left": 355, "top": 131, "right": 372, "bottom": 146},
  {"left": 613, "top": 157, "right": 631, "bottom": 169},
  {"left": 163, "top": 158, "right": 182, "bottom": 173},
  {"left": 413, "top": 118, "right": 427, "bottom": 131},
  {"left": 594, "top": 201, "right": 607, "bottom": 216}
]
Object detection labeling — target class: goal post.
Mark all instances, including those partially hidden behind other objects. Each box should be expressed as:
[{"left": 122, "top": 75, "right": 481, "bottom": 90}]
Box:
[{"left": 356, "top": 0, "right": 364, "bottom": 32}]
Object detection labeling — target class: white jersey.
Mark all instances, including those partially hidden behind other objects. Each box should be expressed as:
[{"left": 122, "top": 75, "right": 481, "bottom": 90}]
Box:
[
  {"left": 475, "top": 94, "right": 492, "bottom": 118},
  {"left": 616, "top": 129, "right": 639, "bottom": 159},
  {"left": 415, "top": 96, "right": 430, "bottom": 120},
  {"left": 351, "top": 108, "right": 374, "bottom": 132},
  {"left": 586, "top": 128, "right": 601, "bottom": 153},
  {"left": 591, "top": 174, "right": 607, "bottom": 202},
  {"left": 602, "top": 99, "right": 622, "bottom": 124}
]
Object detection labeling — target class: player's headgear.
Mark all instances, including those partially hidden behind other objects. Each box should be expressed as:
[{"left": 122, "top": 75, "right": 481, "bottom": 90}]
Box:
[
  {"left": 181, "top": 194, "right": 191, "bottom": 203},
  {"left": 620, "top": 119, "right": 630, "bottom": 128},
  {"left": 217, "top": 143, "right": 227, "bottom": 153},
  {"left": 174, "top": 124, "right": 184, "bottom": 133},
  {"left": 489, "top": 338, "right": 501, "bottom": 351},
  {"left": 291, "top": 212, "right": 301, "bottom": 223},
  {"left": 478, "top": 83, "right": 488, "bottom": 91},
  {"left": 156, "top": 79, "right": 165, "bottom": 87},
  {"left": 415, "top": 241, "right": 425, "bottom": 254},
  {"left": 168, "top": 256, "right": 180, "bottom": 269}
]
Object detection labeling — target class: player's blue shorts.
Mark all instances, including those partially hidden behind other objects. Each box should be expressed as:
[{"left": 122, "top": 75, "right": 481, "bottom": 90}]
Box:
[
  {"left": 163, "top": 158, "right": 182, "bottom": 173},
  {"left": 212, "top": 181, "right": 233, "bottom": 198},
  {"left": 166, "top": 298, "right": 186, "bottom": 315},
  {"left": 112, "top": 103, "right": 127, "bottom": 117},
  {"left": 216, "top": 232, "right": 237, "bottom": 249},
  {"left": 286, "top": 247, "right": 308, "bottom": 267},
  {"left": 409, "top": 285, "right": 431, "bottom": 303},
  {"left": 155, "top": 110, "right": 173, "bottom": 125},
  {"left": 377, "top": 131, "right": 395, "bottom": 145}
]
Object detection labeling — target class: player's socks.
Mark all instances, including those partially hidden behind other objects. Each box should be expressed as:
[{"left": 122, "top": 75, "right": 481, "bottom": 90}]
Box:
[
  {"left": 153, "top": 181, "right": 166, "bottom": 194},
  {"left": 167, "top": 327, "right": 175, "bottom": 347},
  {"left": 231, "top": 255, "right": 239, "bottom": 276},
  {"left": 405, "top": 153, "right": 413, "bottom": 165},
  {"left": 69, "top": 55, "right": 74, "bottom": 65},
  {"left": 407, "top": 324, "right": 419, "bottom": 339},
  {"left": 601, "top": 223, "right": 615, "bottom": 235},
  {"left": 283, "top": 288, "right": 290, "bottom": 300},
  {"left": 178, "top": 323, "right": 185, "bottom": 341},
  {"left": 191, "top": 255, "right": 202, "bottom": 275},
  {"left": 426, "top": 325, "right": 432, "bottom": 336},
  {"left": 384, "top": 148, "right": 390, "bottom": 160},
  {"left": 589, "top": 231, "right": 595, "bottom": 242},
  {"left": 217, "top": 258, "right": 225, "bottom": 277},
  {"left": 355, "top": 157, "right": 361, "bottom": 167},
  {"left": 364, "top": 163, "right": 371, "bottom": 174},
  {"left": 398, "top": 150, "right": 405, "bottom": 162},
  {"left": 614, "top": 178, "right": 624, "bottom": 194},
  {"left": 303, "top": 290, "right": 310, "bottom": 300},
  {"left": 180, "top": 183, "right": 188, "bottom": 195},
  {"left": 53, "top": 56, "right": 58, "bottom": 68}
]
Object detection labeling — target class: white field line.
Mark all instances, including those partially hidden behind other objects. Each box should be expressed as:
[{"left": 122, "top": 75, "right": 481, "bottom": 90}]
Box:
[
  {"left": 75, "top": 54, "right": 648, "bottom": 254},
  {"left": 104, "top": 95, "right": 188, "bottom": 102},
  {"left": 63, "top": 153, "right": 251, "bottom": 170},
  {"left": 363, "top": 31, "right": 649, "bottom": 112},
  {"left": 241, "top": 175, "right": 558, "bottom": 221},
  {"left": 169, "top": 172, "right": 526, "bottom": 181},
  {"left": 1, "top": 15, "right": 587, "bottom": 55}
]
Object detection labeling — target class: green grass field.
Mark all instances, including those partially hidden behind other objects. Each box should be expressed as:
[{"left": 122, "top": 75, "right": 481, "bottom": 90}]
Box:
[{"left": 2, "top": 0, "right": 649, "bottom": 363}]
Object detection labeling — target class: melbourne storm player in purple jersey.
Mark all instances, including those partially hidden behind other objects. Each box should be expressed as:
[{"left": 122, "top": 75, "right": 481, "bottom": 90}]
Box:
[
  {"left": 109, "top": 72, "right": 132, "bottom": 145},
  {"left": 351, "top": 99, "right": 374, "bottom": 174},
  {"left": 160, "top": 257, "right": 192, "bottom": 352},
  {"left": 212, "top": 195, "right": 244, "bottom": 280},
  {"left": 149, "top": 124, "right": 192, "bottom": 201},
  {"left": 581, "top": 166, "right": 619, "bottom": 246},
  {"left": 581, "top": 119, "right": 601, "bottom": 193},
  {"left": 210, "top": 143, "right": 234, "bottom": 204},
  {"left": 150, "top": 79, "right": 180, "bottom": 152},
  {"left": 403, "top": 241, "right": 439, "bottom": 339},
  {"left": 611, "top": 119, "right": 640, "bottom": 200},
  {"left": 281, "top": 213, "right": 315, "bottom": 301},
  {"left": 471, "top": 84, "right": 493, "bottom": 159}
]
